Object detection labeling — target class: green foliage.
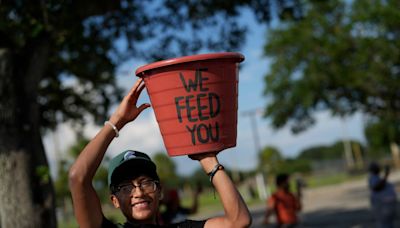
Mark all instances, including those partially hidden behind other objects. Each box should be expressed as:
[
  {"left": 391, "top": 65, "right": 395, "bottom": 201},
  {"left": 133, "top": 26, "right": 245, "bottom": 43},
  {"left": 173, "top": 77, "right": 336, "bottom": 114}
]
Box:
[
  {"left": 57, "top": 135, "right": 89, "bottom": 200},
  {"left": 190, "top": 167, "right": 212, "bottom": 188},
  {"left": 262, "top": 0, "right": 400, "bottom": 134},
  {"left": 0, "top": 0, "right": 282, "bottom": 130},
  {"left": 55, "top": 136, "right": 111, "bottom": 207},
  {"left": 297, "top": 140, "right": 365, "bottom": 161},
  {"left": 93, "top": 165, "right": 110, "bottom": 203},
  {"left": 36, "top": 165, "right": 51, "bottom": 184},
  {"left": 276, "top": 158, "right": 311, "bottom": 175},
  {"left": 258, "top": 146, "right": 283, "bottom": 174},
  {"left": 68, "top": 136, "right": 90, "bottom": 158},
  {"left": 54, "top": 160, "right": 71, "bottom": 207},
  {"left": 257, "top": 145, "right": 311, "bottom": 175},
  {"left": 298, "top": 141, "right": 344, "bottom": 161},
  {"left": 152, "top": 152, "right": 179, "bottom": 187},
  {"left": 364, "top": 117, "right": 399, "bottom": 158}
]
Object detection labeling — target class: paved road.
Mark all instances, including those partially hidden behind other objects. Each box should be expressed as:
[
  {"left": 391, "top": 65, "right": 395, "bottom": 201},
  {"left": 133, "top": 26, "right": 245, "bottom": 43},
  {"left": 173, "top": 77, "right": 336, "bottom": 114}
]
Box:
[{"left": 250, "top": 170, "right": 400, "bottom": 228}]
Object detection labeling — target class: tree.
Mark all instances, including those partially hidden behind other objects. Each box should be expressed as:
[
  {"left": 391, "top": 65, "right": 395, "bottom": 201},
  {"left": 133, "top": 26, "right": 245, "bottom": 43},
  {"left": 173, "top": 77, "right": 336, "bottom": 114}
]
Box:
[
  {"left": 364, "top": 117, "right": 400, "bottom": 167},
  {"left": 54, "top": 159, "right": 71, "bottom": 213},
  {"left": 297, "top": 141, "right": 353, "bottom": 161},
  {"left": 298, "top": 145, "right": 339, "bottom": 161},
  {"left": 53, "top": 137, "right": 91, "bottom": 226},
  {"left": 297, "top": 140, "right": 365, "bottom": 170},
  {"left": 54, "top": 136, "right": 110, "bottom": 225},
  {"left": 276, "top": 158, "right": 311, "bottom": 175},
  {"left": 258, "top": 146, "right": 283, "bottom": 175},
  {"left": 258, "top": 145, "right": 312, "bottom": 175},
  {"left": 152, "top": 152, "right": 179, "bottom": 188},
  {"left": 262, "top": 0, "right": 400, "bottom": 132},
  {"left": 0, "top": 1, "right": 299, "bottom": 226},
  {"left": 191, "top": 167, "right": 214, "bottom": 188}
]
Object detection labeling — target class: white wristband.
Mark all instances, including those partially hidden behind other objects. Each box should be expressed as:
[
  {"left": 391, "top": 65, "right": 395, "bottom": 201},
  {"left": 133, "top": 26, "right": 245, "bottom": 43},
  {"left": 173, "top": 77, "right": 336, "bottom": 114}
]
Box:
[{"left": 104, "top": 121, "right": 119, "bottom": 138}]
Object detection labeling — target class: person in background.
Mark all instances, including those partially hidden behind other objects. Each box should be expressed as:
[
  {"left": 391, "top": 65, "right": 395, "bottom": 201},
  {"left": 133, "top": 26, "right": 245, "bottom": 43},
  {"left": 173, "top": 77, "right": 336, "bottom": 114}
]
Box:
[
  {"left": 368, "top": 162, "right": 397, "bottom": 228},
  {"left": 161, "top": 184, "right": 202, "bottom": 224},
  {"left": 68, "top": 78, "right": 252, "bottom": 228},
  {"left": 263, "top": 173, "right": 301, "bottom": 228}
]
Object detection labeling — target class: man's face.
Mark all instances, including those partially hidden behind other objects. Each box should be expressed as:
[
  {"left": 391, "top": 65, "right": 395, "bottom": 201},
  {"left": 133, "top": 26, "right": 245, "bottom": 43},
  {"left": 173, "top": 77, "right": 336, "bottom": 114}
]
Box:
[{"left": 111, "top": 175, "right": 161, "bottom": 224}]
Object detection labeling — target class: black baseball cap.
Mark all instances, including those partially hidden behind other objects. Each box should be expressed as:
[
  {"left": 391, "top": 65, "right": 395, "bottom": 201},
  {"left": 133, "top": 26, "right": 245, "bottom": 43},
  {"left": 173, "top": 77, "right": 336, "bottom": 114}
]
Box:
[{"left": 108, "top": 150, "right": 159, "bottom": 191}]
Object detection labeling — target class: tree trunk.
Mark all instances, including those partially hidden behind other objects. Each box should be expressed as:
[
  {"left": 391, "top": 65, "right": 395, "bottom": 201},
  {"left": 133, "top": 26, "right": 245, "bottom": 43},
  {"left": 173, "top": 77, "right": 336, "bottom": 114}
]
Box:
[
  {"left": 352, "top": 142, "right": 364, "bottom": 169},
  {"left": 0, "top": 151, "right": 41, "bottom": 227},
  {"left": 343, "top": 139, "right": 354, "bottom": 169},
  {"left": 390, "top": 142, "right": 400, "bottom": 169},
  {"left": 0, "top": 46, "right": 57, "bottom": 227}
]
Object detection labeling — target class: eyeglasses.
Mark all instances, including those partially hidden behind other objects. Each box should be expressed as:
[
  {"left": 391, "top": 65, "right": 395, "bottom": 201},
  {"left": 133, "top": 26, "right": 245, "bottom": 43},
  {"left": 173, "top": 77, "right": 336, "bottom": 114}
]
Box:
[{"left": 116, "top": 180, "right": 159, "bottom": 195}]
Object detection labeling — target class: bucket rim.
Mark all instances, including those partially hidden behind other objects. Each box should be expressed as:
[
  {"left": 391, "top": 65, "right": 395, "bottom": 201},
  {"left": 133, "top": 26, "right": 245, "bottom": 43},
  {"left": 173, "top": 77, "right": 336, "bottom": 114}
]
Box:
[{"left": 135, "top": 52, "right": 244, "bottom": 77}]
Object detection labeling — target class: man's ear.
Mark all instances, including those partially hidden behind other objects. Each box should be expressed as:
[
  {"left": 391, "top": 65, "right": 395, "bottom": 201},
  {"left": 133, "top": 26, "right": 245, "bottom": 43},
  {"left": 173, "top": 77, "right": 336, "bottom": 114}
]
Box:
[{"left": 110, "top": 194, "right": 120, "bottom": 208}]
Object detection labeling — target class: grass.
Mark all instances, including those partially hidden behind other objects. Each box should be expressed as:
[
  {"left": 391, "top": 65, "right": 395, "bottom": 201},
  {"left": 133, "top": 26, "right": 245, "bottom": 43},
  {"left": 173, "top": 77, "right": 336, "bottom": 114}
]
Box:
[
  {"left": 305, "top": 172, "right": 365, "bottom": 188},
  {"left": 58, "top": 219, "right": 77, "bottom": 228}
]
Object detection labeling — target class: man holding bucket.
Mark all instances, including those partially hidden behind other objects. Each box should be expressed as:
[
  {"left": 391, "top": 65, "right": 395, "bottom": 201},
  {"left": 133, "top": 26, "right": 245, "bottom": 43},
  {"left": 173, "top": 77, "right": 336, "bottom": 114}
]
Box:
[{"left": 69, "top": 78, "right": 252, "bottom": 228}]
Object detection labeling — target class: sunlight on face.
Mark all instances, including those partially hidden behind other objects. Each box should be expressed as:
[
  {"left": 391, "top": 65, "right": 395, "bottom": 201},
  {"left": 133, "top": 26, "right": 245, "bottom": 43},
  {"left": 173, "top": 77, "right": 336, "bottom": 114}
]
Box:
[{"left": 113, "top": 175, "right": 161, "bottom": 224}]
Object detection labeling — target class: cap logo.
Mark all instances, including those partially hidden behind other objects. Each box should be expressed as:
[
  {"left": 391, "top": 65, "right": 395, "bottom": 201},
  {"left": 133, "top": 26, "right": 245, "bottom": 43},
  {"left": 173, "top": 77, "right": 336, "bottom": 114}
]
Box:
[{"left": 123, "top": 151, "right": 136, "bottom": 161}]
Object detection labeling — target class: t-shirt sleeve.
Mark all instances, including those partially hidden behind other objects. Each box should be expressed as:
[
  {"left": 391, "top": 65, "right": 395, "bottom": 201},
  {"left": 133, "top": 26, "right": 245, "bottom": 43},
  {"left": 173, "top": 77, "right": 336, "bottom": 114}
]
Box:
[{"left": 101, "top": 216, "right": 119, "bottom": 228}]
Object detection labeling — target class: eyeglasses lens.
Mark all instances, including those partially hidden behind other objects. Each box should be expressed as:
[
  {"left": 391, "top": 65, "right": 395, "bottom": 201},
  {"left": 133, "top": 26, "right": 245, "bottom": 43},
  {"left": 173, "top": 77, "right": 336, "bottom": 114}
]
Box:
[{"left": 118, "top": 180, "right": 158, "bottom": 195}]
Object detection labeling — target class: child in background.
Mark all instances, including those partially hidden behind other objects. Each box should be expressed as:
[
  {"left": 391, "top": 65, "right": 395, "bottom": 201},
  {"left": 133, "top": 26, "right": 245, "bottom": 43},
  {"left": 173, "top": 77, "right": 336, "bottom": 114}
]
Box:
[{"left": 264, "top": 173, "right": 301, "bottom": 228}]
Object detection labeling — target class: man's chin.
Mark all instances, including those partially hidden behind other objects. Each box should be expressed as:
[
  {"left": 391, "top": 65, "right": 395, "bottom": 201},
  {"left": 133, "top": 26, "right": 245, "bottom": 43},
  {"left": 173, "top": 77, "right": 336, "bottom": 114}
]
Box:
[{"left": 131, "top": 210, "right": 154, "bottom": 222}]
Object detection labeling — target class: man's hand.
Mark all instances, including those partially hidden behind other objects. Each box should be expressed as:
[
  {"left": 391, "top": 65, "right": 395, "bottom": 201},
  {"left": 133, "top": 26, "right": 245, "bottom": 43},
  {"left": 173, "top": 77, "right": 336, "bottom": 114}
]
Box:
[
  {"left": 188, "top": 152, "right": 218, "bottom": 161},
  {"left": 188, "top": 152, "right": 220, "bottom": 175},
  {"left": 109, "top": 78, "right": 150, "bottom": 129}
]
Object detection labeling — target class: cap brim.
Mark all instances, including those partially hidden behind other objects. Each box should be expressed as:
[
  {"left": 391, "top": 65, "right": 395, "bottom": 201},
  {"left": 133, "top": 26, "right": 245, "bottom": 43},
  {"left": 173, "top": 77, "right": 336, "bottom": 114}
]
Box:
[{"left": 110, "top": 158, "right": 158, "bottom": 186}]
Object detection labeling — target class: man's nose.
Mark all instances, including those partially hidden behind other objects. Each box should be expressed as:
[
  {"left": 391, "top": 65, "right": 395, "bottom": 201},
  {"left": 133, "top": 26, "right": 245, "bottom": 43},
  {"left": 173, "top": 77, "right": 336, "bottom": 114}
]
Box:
[{"left": 131, "top": 186, "right": 145, "bottom": 196}]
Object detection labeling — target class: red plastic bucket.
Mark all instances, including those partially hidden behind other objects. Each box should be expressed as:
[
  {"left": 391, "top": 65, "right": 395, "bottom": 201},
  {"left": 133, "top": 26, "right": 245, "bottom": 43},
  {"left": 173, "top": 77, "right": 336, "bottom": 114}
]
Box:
[{"left": 135, "top": 52, "right": 245, "bottom": 156}]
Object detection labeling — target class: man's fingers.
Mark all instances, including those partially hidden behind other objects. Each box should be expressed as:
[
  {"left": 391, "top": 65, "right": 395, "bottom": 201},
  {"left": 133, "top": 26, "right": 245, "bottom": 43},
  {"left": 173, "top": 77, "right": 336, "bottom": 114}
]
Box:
[
  {"left": 128, "top": 78, "right": 144, "bottom": 97},
  {"left": 136, "top": 81, "right": 146, "bottom": 97},
  {"left": 126, "top": 78, "right": 146, "bottom": 104},
  {"left": 137, "top": 103, "right": 151, "bottom": 114}
]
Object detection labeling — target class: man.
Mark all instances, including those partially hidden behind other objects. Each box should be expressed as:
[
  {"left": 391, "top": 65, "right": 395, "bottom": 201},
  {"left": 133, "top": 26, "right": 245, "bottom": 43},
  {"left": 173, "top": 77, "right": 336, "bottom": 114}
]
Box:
[
  {"left": 368, "top": 162, "right": 397, "bottom": 228},
  {"left": 264, "top": 173, "right": 301, "bottom": 228},
  {"left": 69, "top": 78, "right": 252, "bottom": 228}
]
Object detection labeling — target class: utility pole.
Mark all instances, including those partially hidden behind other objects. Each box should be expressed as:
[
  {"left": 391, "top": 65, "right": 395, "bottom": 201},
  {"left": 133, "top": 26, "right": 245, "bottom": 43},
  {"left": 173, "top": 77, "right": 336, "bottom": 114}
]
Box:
[
  {"left": 242, "top": 108, "right": 267, "bottom": 199},
  {"left": 241, "top": 108, "right": 263, "bottom": 154},
  {"left": 341, "top": 117, "right": 355, "bottom": 169}
]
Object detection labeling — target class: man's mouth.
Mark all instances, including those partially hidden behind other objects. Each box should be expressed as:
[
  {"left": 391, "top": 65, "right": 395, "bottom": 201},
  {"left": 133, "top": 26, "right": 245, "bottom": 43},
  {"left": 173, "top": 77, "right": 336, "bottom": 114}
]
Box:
[{"left": 132, "top": 201, "right": 150, "bottom": 209}]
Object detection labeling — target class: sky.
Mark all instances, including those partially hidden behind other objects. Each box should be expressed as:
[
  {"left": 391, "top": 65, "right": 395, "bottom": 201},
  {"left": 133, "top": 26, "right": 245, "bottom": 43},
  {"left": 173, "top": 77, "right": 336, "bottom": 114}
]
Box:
[{"left": 43, "top": 10, "right": 366, "bottom": 178}]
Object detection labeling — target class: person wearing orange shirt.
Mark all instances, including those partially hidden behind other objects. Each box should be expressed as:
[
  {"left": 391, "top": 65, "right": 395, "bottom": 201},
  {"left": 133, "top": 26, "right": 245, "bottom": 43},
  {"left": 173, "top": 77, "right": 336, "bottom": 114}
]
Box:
[{"left": 264, "top": 173, "right": 302, "bottom": 228}]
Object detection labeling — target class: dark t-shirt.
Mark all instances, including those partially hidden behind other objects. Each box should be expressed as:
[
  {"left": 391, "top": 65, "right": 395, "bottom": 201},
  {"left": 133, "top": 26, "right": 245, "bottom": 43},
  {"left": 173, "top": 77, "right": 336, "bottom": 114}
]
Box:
[
  {"left": 102, "top": 217, "right": 206, "bottom": 228},
  {"left": 161, "top": 206, "right": 192, "bottom": 224}
]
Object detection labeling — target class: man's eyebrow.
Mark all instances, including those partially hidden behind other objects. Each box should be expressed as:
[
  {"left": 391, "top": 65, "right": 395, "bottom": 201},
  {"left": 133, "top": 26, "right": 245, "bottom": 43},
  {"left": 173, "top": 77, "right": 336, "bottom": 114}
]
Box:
[
  {"left": 136, "top": 178, "right": 153, "bottom": 183},
  {"left": 135, "top": 175, "right": 153, "bottom": 181},
  {"left": 118, "top": 181, "right": 132, "bottom": 186},
  {"left": 121, "top": 177, "right": 153, "bottom": 184}
]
